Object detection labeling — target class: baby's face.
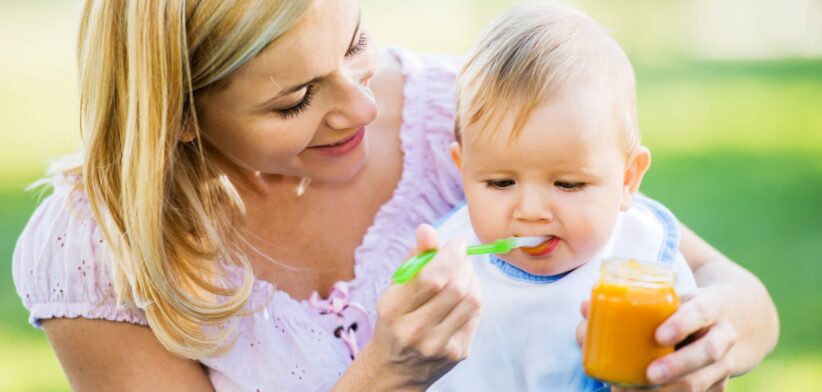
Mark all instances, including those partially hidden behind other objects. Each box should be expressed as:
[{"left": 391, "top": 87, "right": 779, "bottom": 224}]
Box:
[{"left": 454, "top": 89, "right": 644, "bottom": 275}]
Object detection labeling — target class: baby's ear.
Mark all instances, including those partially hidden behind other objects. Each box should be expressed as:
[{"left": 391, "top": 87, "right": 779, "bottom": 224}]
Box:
[
  {"left": 449, "top": 142, "right": 463, "bottom": 169},
  {"left": 620, "top": 146, "right": 651, "bottom": 211}
]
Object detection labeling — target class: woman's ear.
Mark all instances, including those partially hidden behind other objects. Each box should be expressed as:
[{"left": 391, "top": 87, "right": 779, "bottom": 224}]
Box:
[
  {"left": 179, "top": 112, "right": 197, "bottom": 143},
  {"left": 620, "top": 146, "right": 651, "bottom": 211},
  {"left": 450, "top": 142, "right": 463, "bottom": 169}
]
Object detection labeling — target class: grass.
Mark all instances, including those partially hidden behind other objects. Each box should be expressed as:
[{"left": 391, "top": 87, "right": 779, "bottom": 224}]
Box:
[
  {"left": 0, "top": 187, "right": 71, "bottom": 391},
  {"left": 642, "top": 151, "right": 822, "bottom": 357},
  {"left": 0, "top": 327, "right": 68, "bottom": 392},
  {"left": 2, "top": 52, "right": 821, "bottom": 392},
  {"left": 637, "top": 59, "right": 822, "bottom": 153}
]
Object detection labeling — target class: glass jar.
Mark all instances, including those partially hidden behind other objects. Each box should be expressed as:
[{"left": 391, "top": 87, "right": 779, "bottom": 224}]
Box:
[{"left": 582, "top": 258, "right": 680, "bottom": 387}]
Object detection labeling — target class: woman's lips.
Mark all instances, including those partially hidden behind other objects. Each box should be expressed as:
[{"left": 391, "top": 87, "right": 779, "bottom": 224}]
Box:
[
  {"left": 308, "top": 127, "right": 365, "bottom": 157},
  {"left": 520, "top": 236, "right": 560, "bottom": 257}
]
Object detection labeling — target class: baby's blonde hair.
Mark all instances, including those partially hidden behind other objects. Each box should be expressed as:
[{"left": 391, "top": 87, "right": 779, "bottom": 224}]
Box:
[
  {"left": 456, "top": 3, "right": 640, "bottom": 159},
  {"left": 63, "top": 0, "right": 312, "bottom": 359}
]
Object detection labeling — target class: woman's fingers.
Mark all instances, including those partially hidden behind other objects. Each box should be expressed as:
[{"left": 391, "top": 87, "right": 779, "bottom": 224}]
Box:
[
  {"left": 376, "top": 235, "right": 480, "bottom": 363},
  {"left": 381, "top": 231, "right": 476, "bottom": 335},
  {"left": 647, "top": 318, "right": 736, "bottom": 385},
  {"left": 418, "top": 274, "right": 482, "bottom": 361},
  {"left": 656, "top": 290, "right": 723, "bottom": 346},
  {"left": 391, "top": 222, "right": 468, "bottom": 314},
  {"left": 369, "top": 226, "right": 483, "bottom": 388},
  {"left": 400, "top": 238, "right": 469, "bottom": 311},
  {"left": 414, "top": 248, "right": 476, "bottom": 323},
  {"left": 434, "top": 271, "right": 482, "bottom": 334}
]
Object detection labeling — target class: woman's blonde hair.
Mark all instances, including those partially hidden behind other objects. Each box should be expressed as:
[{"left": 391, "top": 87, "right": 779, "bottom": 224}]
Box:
[
  {"left": 66, "top": 0, "right": 311, "bottom": 358},
  {"left": 456, "top": 3, "right": 640, "bottom": 160}
]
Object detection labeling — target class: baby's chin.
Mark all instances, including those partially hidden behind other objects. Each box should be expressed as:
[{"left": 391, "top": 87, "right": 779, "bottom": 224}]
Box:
[{"left": 498, "top": 253, "right": 581, "bottom": 277}]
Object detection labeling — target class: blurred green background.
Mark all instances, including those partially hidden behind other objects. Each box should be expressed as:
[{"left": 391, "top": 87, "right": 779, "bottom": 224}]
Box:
[{"left": 1, "top": 0, "right": 820, "bottom": 390}]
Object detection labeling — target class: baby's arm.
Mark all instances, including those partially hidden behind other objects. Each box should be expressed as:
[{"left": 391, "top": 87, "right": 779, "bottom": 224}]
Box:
[
  {"left": 671, "top": 252, "right": 696, "bottom": 294},
  {"left": 642, "top": 223, "right": 778, "bottom": 390}
]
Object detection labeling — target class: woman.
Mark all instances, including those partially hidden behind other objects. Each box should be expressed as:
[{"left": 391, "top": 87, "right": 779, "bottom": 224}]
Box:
[{"left": 12, "top": 0, "right": 777, "bottom": 390}]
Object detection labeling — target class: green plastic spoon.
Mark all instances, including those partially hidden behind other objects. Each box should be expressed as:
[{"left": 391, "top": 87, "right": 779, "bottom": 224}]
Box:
[{"left": 392, "top": 236, "right": 546, "bottom": 284}]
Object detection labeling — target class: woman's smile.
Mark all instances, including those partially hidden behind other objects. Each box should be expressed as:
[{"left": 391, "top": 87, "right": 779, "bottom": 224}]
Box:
[{"left": 307, "top": 127, "right": 366, "bottom": 157}]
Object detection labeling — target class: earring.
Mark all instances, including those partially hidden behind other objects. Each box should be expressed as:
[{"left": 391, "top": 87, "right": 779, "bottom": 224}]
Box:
[{"left": 295, "top": 177, "right": 312, "bottom": 197}]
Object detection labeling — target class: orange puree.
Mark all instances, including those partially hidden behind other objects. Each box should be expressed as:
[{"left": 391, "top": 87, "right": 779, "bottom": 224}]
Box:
[{"left": 583, "top": 259, "right": 679, "bottom": 387}]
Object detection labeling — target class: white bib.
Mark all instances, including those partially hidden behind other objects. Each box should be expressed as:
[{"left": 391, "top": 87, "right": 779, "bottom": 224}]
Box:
[{"left": 429, "top": 196, "right": 696, "bottom": 391}]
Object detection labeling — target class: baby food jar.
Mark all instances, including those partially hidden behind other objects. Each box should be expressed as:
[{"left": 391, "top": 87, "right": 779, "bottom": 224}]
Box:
[{"left": 583, "top": 258, "right": 679, "bottom": 387}]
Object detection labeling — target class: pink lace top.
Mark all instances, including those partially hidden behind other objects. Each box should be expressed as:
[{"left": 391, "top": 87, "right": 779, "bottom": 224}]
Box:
[{"left": 12, "top": 47, "right": 465, "bottom": 392}]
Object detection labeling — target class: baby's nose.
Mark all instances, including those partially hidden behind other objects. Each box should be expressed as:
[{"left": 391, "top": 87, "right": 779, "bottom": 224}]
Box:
[{"left": 514, "top": 189, "right": 553, "bottom": 222}]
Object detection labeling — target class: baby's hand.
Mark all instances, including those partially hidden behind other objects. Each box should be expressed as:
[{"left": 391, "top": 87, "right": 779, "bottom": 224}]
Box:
[
  {"left": 577, "top": 289, "right": 736, "bottom": 392},
  {"left": 365, "top": 224, "right": 483, "bottom": 389},
  {"left": 635, "top": 288, "right": 735, "bottom": 391}
]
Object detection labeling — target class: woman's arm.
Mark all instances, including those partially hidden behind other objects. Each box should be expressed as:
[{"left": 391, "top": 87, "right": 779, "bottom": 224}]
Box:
[{"left": 43, "top": 318, "right": 214, "bottom": 391}]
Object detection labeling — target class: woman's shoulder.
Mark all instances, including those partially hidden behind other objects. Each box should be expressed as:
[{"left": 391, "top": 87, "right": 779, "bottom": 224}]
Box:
[
  {"left": 351, "top": 48, "right": 466, "bottom": 271},
  {"left": 373, "top": 47, "right": 461, "bottom": 142},
  {"left": 12, "top": 176, "right": 147, "bottom": 329},
  {"left": 387, "top": 47, "right": 462, "bottom": 107},
  {"left": 376, "top": 47, "right": 462, "bottom": 125},
  {"left": 388, "top": 47, "right": 466, "bottom": 208},
  {"left": 386, "top": 46, "right": 462, "bottom": 79}
]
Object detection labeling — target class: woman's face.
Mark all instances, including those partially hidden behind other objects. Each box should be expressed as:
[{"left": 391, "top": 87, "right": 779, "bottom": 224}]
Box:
[{"left": 197, "top": 0, "right": 378, "bottom": 184}]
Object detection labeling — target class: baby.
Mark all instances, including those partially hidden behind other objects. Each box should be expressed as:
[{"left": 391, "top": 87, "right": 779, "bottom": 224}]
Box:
[{"left": 429, "top": 4, "right": 696, "bottom": 391}]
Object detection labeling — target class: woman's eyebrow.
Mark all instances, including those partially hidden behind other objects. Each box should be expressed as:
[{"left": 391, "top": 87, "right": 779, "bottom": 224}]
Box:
[
  {"left": 274, "top": 78, "right": 319, "bottom": 98},
  {"left": 254, "top": 77, "right": 318, "bottom": 110},
  {"left": 258, "top": 11, "right": 362, "bottom": 108}
]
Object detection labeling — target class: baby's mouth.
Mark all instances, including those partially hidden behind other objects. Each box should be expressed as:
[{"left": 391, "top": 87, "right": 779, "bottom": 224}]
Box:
[{"left": 520, "top": 236, "right": 560, "bottom": 257}]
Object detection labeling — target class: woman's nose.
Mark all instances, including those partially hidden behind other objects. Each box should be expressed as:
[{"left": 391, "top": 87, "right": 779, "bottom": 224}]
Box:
[{"left": 324, "top": 75, "right": 377, "bottom": 131}]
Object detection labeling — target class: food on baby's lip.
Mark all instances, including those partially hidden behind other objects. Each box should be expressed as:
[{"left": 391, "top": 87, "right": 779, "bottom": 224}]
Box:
[{"left": 519, "top": 236, "right": 559, "bottom": 256}]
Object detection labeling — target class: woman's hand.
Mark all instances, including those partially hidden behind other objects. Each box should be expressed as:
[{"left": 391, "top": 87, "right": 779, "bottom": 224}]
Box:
[
  {"left": 576, "top": 288, "right": 737, "bottom": 392},
  {"left": 337, "top": 224, "right": 482, "bottom": 391}
]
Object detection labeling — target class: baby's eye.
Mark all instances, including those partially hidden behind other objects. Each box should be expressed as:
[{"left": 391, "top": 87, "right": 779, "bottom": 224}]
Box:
[
  {"left": 555, "top": 181, "right": 586, "bottom": 191},
  {"left": 485, "top": 179, "right": 515, "bottom": 190}
]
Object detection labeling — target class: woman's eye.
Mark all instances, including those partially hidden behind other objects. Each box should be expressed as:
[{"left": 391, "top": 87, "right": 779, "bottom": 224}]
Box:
[
  {"left": 345, "top": 31, "right": 369, "bottom": 57},
  {"left": 275, "top": 85, "right": 314, "bottom": 120},
  {"left": 555, "top": 181, "right": 585, "bottom": 191},
  {"left": 485, "top": 179, "right": 515, "bottom": 190}
]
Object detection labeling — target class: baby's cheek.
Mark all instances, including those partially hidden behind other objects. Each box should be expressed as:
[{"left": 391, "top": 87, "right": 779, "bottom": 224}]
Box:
[
  {"left": 572, "top": 221, "right": 613, "bottom": 260},
  {"left": 469, "top": 208, "right": 505, "bottom": 243},
  {"left": 465, "top": 190, "right": 509, "bottom": 242},
  {"left": 471, "top": 214, "right": 503, "bottom": 244}
]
